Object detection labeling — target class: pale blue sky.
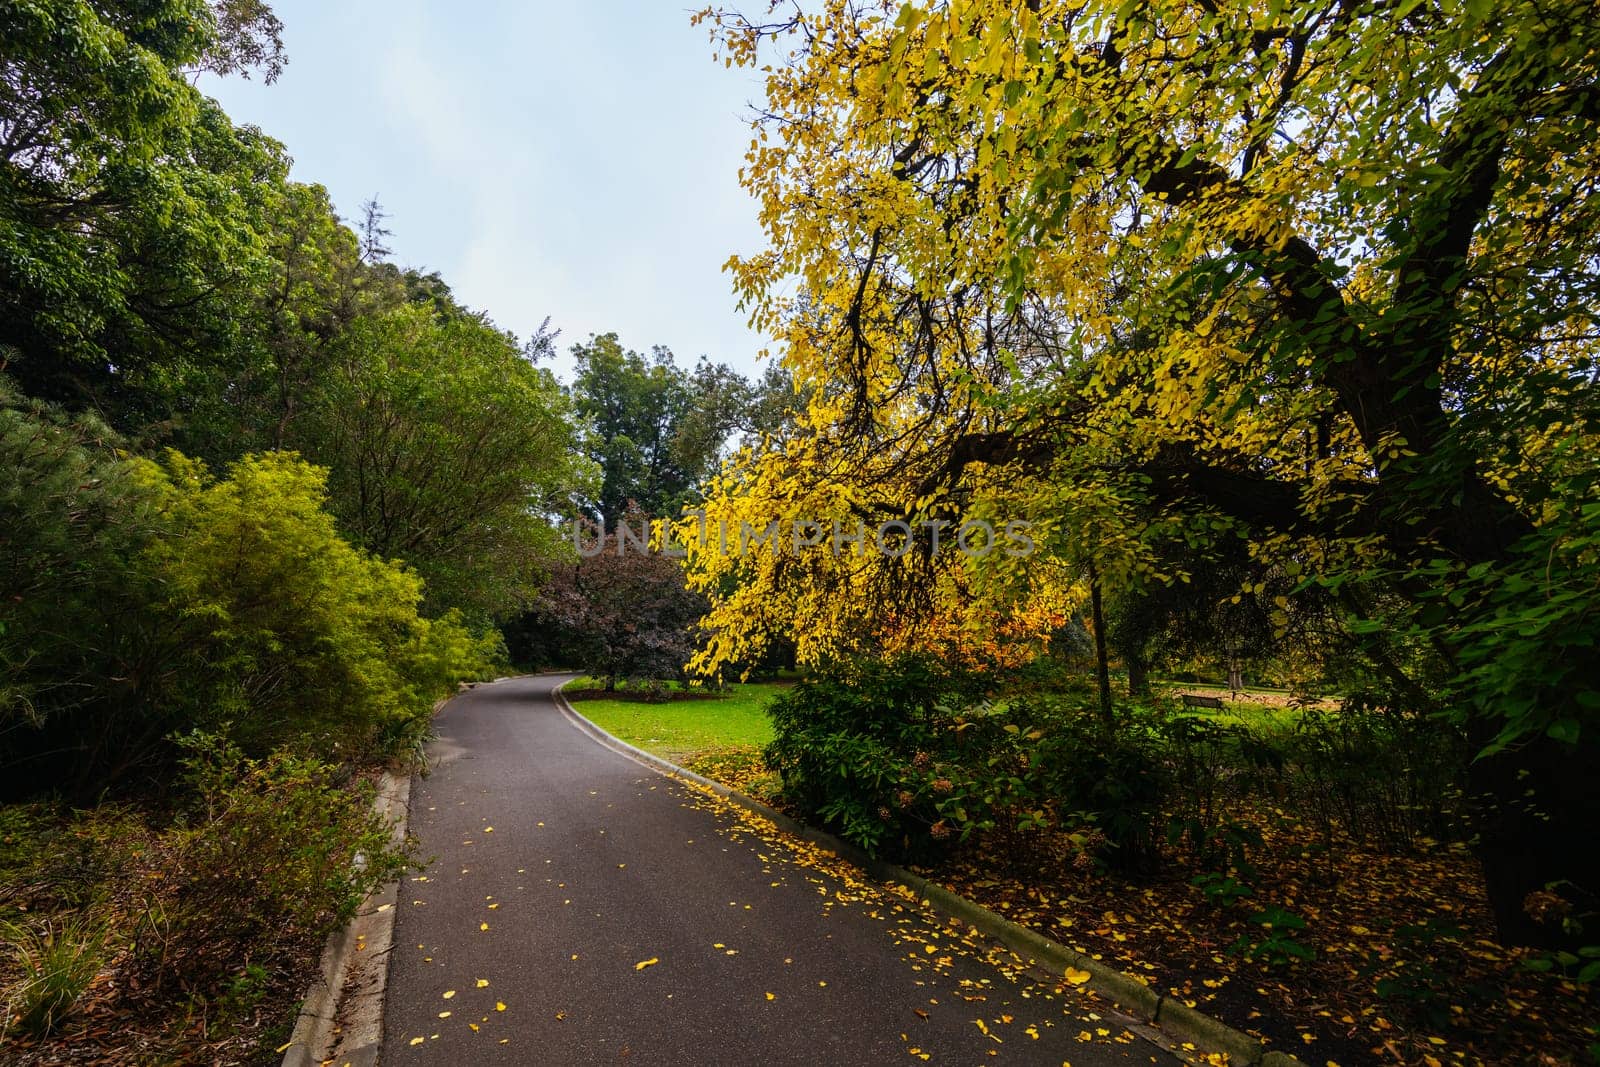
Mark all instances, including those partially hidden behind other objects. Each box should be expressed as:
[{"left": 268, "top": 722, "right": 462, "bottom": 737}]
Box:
[{"left": 203, "top": 1, "right": 771, "bottom": 381}]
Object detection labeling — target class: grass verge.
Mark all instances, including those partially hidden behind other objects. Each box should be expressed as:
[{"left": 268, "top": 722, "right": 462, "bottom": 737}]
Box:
[{"left": 571, "top": 682, "right": 783, "bottom": 762}]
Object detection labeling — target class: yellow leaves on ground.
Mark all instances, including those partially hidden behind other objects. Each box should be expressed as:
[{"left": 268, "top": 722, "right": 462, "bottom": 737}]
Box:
[
  {"left": 635, "top": 957, "right": 660, "bottom": 971},
  {"left": 496, "top": 1001, "right": 507, "bottom": 1012},
  {"left": 765, "top": 992, "right": 777, "bottom": 1001},
  {"left": 441, "top": 990, "right": 455, "bottom": 999},
  {"left": 475, "top": 978, "right": 489, "bottom": 987},
  {"left": 1063, "top": 967, "right": 1092, "bottom": 986}
]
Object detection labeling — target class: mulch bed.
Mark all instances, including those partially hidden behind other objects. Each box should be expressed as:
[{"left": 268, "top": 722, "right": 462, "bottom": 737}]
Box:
[{"left": 926, "top": 812, "right": 1596, "bottom": 1066}]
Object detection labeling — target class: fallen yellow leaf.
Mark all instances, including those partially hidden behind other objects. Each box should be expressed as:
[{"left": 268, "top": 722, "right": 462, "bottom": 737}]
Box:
[
  {"left": 1064, "top": 967, "right": 1092, "bottom": 985},
  {"left": 635, "top": 957, "right": 660, "bottom": 971}
]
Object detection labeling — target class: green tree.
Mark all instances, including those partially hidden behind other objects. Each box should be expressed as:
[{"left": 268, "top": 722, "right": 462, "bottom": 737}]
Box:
[
  {"left": 292, "top": 304, "right": 595, "bottom": 620},
  {"left": 569, "top": 333, "right": 748, "bottom": 525},
  {"left": 138, "top": 450, "right": 492, "bottom": 756},
  {"left": 0, "top": 0, "right": 291, "bottom": 423}
]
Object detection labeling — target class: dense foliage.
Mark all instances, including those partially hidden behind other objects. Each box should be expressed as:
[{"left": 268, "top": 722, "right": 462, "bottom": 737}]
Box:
[
  {"left": 690, "top": 0, "right": 1600, "bottom": 946},
  {"left": 291, "top": 304, "right": 592, "bottom": 620},
  {"left": 0, "top": 390, "right": 493, "bottom": 798},
  {"left": 568, "top": 332, "right": 793, "bottom": 526}
]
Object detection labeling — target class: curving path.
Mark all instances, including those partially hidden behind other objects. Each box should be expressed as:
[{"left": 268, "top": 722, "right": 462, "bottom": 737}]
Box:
[{"left": 379, "top": 675, "right": 1179, "bottom": 1066}]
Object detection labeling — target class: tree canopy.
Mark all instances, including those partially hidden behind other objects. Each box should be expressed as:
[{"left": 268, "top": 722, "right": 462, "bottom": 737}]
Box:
[
  {"left": 569, "top": 332, "right": 756, "bottom": 525},
  {"left": 688, "top": 0, "right": 1600, "bottom": 944}
]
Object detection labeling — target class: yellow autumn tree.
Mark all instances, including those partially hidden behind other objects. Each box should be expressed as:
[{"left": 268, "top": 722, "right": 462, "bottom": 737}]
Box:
[{"left": 690, "top": 0, "right": 1600, "bottom": 945}]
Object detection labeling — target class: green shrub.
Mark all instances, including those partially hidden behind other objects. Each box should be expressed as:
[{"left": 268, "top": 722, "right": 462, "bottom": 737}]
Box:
[
  {"left": 138, "top": 451, "right": 495, "bottom": 758},
  {"left": 763, "top": 656, "right": 988, "bottom": 856},
  {"left": 0, "top": 393, "right": 493, "bottom": 796},
  {"left": 1191, "top": 872, "right": 1254, "bottom": 908},
  {"left": 764, "top": 659, "right": 1138, "bottom": 868},
  {"left": 133, "top": 733, "right": 413, "bottom": 991},
  {"left": 1230, "top": 904, "right": 1316, "bottom": 966}
]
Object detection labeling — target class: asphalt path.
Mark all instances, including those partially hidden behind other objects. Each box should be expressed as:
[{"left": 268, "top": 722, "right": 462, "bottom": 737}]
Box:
[{"left": 379, "top": 675, "right": 1180, "bottom": 1066}]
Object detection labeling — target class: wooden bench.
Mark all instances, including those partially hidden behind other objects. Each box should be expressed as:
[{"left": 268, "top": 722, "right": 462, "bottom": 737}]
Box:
[{"left": 1180, "top": 693, "right": 1226, "bottom": 709}]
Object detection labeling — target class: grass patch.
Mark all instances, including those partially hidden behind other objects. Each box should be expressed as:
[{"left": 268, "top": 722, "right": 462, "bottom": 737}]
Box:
[
  {"left": 569, "top": 682, "right": 783, "bottom": 761},
  {"left": 1177, "top": 702, "right": 1304, "bottom": 733}
]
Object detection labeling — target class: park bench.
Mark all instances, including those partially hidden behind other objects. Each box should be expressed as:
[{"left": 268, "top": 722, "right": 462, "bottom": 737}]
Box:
[{"left": 1180, "top": 693, "right": 1226, "bottom": 709}]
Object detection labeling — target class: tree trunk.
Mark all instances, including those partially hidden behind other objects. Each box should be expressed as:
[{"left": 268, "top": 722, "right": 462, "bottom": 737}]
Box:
[
  {"left": 1126, "top": 650, "right": 1149, "bottom": 700},
  {"left": 1088, "top": 563, "right": 1114, "bottom": 727}
]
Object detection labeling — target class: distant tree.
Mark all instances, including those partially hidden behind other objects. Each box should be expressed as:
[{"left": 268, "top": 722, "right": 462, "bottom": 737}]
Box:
[
  {"left": 357, "top": 195, "right": 394, "bottom": 263},
  {"left": 527, "top": 514, "right": 708, "bottom": 687},
  {"left": 568, "top": 334, "right": 745, "bottom": 525}
]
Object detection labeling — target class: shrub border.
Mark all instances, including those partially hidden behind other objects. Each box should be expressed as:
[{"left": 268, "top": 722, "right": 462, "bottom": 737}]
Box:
[
  {"left": 277, "top": 692, "right": 445, "bottom": 1067},
  {"left": 553, "top": 679, "right": 1308, "bottom": 1067}
]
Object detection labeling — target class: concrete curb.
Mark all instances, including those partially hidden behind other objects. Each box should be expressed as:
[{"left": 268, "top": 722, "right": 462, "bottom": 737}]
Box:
[
  {"left": 553, "top": 683, "right": 1306, "bottom": 1067},
  {"left": 280, "top": 766, "right": 414, "bottom": 1067}
]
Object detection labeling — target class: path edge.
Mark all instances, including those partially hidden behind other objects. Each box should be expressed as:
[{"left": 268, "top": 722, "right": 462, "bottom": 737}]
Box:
[
  {"left": 553, "top": 683, "right": 1307, "bottom": 1067},
  {"left": 279, "top": 725, "right": 429, "bottom": 1067}
]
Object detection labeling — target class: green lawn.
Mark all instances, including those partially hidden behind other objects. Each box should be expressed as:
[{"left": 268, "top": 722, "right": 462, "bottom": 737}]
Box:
[{"left": 564, "top": 681, "right": 783, "bottom": 761}]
